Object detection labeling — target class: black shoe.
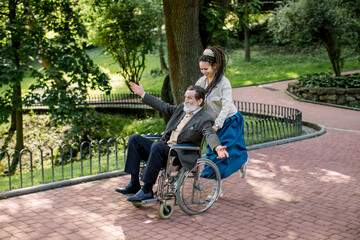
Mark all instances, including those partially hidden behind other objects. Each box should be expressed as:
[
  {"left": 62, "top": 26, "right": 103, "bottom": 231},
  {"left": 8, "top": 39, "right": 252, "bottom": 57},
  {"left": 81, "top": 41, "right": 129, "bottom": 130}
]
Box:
[
  {"left": 115, "top": 182, "right": 141, "bottom": 195},
  {"left": 127, "top": 189, "right": 153, "bottom": 202}
]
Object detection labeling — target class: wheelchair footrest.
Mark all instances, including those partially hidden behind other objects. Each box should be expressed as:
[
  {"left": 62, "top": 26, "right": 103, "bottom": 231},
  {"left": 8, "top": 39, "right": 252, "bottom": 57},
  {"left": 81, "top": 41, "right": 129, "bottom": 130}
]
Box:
[
  {"left": 139, "top": 198, "right": 157, "bottom": 204},
  {"left": 119, "top": 192, "right": 135, "bottom": 198}
]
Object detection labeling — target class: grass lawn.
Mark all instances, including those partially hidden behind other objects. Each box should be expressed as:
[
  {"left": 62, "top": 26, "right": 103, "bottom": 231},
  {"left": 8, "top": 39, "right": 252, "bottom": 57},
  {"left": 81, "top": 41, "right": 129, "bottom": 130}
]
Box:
[
  {"left": 227, "top": 45, "right": 359, "bottom": 86},
  {"left": 88, "top": 45, "right": 359, "bottom": 94},
  {"left": 4, "top": 44, "right": 358, "bottom": 96},
  {"left": 0, "top": 153, "right": 125, "bottom": 193},
  {"left": 84, "top": 47, "right": 166, "bottom": 94}
]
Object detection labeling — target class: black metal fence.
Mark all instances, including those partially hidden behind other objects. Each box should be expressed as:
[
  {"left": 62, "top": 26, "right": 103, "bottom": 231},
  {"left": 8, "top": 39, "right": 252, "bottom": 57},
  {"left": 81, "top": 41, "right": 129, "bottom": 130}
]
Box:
[
  {"left": 25, "top": 93, "right": 161, "bottom": 109},
  {"left": 1, "top": 100, "right": 302, "bottom": 194},
  {"left": 0, "top": 137, "right": 129, "bottom": 192},
  {"left": 238, "top": 101, "right": 302, "bottom": 145}
]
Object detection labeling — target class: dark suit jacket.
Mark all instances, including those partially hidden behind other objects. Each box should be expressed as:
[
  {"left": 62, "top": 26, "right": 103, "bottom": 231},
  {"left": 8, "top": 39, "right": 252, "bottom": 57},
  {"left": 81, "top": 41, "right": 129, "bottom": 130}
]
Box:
[{"left": 143, "top": 93, "right": 221, "bottom": 170}]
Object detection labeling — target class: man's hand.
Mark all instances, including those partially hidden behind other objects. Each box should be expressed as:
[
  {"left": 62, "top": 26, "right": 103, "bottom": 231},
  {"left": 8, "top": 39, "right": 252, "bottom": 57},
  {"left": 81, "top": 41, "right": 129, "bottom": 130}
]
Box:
[
  {"left": 212, "top": 124, "right": 219, "bottom": 132},
  {"left": 216, "top": 146, "right": 229, "bottom": 159},
  {"left": 129, "top": 81, "right": 145, "bottom": 97}
]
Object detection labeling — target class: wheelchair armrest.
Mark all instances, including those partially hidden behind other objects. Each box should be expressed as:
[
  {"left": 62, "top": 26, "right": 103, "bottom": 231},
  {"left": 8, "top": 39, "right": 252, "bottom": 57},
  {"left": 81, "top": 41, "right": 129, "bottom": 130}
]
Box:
[
  {"left": 142, "top": 134, "right": 162, "bottom": 140},
  {"left": 170, "top": 144, "right": 201, "bottom": 151}
]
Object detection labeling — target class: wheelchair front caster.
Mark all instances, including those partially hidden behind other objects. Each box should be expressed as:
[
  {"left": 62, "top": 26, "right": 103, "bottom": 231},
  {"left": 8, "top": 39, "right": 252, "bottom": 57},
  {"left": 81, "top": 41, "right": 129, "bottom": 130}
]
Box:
[
  {"left": 132, "top": 202, "right": 142, "bottom": 208},
  {"left": 158, "top": 201, "right": 174, "bottom": 219}
]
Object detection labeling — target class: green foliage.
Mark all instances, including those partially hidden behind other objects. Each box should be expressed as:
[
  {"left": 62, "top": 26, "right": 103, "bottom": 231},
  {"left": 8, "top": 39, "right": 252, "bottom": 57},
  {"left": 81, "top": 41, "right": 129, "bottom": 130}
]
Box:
[
  {"left": 200, "top": 1, "right": 230, "bottom": 46},
  {"left": 86, "top": 0, "right": 161, "bottom": 86},
  {"left": 0, "top": 112, "right": 165, "bottom": 150},
  {"left": 150, "top": 68, "right": 166, "bottom": 77},
  {"left": 67, "top": 111, "right": 165, "bottom": 142},
  {"left": 122, "top": 116, "right": 165, "bottom": 136},
  {"left": 268, "top": 0, "right": 360, "bottom": 76},
  {"left": 230, "top": 0, "right": 263, "bottom": 29},
  {"left": 0, "top": 0, "right": 111, "bottom": 127},
  {"left": 297, "top": 73, "right": 360, "bottom": 88}
]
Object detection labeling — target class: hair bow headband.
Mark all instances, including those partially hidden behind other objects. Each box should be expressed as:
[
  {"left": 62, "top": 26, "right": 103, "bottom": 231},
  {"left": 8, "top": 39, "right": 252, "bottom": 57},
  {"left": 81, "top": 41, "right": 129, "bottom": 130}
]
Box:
[{"left": 203, "top": 49, "right": 214, "bottom": 57}]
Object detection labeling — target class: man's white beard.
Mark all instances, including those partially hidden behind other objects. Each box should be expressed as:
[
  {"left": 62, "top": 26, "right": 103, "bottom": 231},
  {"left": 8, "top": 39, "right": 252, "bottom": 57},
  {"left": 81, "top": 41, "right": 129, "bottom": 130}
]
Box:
[{"left": 183, "top": 102, "right": 198, "bottom": 114}]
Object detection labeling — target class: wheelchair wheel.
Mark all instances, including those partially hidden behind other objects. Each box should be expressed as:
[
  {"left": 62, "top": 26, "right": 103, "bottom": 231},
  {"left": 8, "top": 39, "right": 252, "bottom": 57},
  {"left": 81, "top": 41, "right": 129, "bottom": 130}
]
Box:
[
  {"left": 158, "top": 201, "right": 174, "bottom": 219},
  {"left": 176, "top": 158, "right": 221, "bottom": 215},
  {"left": 132, "top": 202, "right": 142, "bottom": 208}
]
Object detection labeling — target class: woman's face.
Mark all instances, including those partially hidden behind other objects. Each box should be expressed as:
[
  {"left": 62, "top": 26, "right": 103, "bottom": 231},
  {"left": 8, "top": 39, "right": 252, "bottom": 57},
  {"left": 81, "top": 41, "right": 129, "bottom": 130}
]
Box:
[{"left": 199, "top": 61, "right": 216, "bottom": 80}]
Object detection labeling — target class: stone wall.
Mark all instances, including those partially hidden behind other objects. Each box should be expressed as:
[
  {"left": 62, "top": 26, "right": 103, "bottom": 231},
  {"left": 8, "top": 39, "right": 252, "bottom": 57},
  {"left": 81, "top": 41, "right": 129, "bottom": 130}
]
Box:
[{"left": 287, "top": 82, "right": 360, "bottom": 106}]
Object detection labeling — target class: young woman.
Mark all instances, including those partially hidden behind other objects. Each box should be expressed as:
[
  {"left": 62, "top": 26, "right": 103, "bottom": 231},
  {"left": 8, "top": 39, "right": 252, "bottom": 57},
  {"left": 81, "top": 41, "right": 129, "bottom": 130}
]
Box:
[{"left": 195, "top": 46, "right": 248, "bottom": 200}]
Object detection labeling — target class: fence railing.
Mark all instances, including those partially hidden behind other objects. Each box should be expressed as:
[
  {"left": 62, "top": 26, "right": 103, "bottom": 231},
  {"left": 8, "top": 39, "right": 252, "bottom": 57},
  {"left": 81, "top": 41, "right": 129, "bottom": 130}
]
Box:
[
  {"left": 0, "top": 137, "right": 129, "bottom": 193},
  {"left": 1, "top": 101, "right": 302, "bottom": 194},
  {"left": 25, "top": 92, "right": 161, "bottom": 109},
  {"left": 237, "top": 101, "right": 302, "bottom": 145}
]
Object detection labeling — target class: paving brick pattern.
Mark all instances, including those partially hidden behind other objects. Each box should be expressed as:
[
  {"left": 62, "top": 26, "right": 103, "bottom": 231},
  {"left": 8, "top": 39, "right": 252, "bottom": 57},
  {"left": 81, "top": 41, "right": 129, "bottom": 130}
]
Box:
[{"left": 1, "top": 79, "right": 359, "bottom": 239}]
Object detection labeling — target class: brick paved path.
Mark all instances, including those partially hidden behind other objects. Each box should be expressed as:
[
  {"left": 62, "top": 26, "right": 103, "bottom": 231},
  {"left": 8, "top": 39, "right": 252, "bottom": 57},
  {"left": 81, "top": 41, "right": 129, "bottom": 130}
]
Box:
[{"left": 1, "top": 79, "right": 359, "bottom": 240}]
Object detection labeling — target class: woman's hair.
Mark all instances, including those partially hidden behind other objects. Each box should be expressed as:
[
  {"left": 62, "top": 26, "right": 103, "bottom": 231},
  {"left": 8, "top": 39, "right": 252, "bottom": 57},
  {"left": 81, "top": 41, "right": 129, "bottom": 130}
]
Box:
[{"left": 199, "top": 46, "right": 228, "bottom": 95}]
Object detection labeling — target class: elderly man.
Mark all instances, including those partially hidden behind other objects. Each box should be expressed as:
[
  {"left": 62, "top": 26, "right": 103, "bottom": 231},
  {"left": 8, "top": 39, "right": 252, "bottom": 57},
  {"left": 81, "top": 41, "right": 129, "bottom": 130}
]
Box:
[{"left": 115, "top": 82, "right": 228, "bottom": 202}]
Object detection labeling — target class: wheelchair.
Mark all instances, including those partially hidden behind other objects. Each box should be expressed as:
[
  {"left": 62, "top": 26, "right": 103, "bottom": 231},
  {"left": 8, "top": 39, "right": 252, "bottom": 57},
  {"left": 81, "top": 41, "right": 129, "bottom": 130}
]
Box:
[{"left": 123, "top": 135, "right": 221, "bottom": 219}]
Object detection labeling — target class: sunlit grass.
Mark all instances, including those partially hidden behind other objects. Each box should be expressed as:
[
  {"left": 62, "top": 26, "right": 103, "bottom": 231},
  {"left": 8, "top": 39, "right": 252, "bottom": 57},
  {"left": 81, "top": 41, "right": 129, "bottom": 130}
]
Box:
[
  {"left": 2, "top": 45, "right": 358, "bottom": 97},
  {"left": 86, "top": 47, "right": 165, "bottom": 94},
  {"left": 0, "top": 154, "right": 125, "bottom": 193},
  {"left": 227, "top": 46, "right": 359, "bottom": 87}
]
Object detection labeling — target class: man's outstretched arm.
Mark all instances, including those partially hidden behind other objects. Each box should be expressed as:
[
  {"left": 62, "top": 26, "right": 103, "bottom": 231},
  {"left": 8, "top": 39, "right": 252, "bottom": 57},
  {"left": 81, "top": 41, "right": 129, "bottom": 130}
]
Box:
[
  {"left": 129, "top": 81, "right": 145, "bottom": 97},
  {"left": 129, "top": 81, "right": 177, "bottom": 116}
]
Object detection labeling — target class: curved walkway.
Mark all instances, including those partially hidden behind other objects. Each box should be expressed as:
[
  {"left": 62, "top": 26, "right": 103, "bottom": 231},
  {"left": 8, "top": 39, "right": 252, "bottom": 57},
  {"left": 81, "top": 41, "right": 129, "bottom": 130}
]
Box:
[{"left": 1, "top": 80, "right": 360, "bottom": 240}]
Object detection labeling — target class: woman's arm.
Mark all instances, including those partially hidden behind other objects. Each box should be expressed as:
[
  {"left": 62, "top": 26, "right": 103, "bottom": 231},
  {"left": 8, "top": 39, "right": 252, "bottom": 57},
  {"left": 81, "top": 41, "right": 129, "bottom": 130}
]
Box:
[{"left": 215, "top": 78, "right": 234, "bottom": 128}]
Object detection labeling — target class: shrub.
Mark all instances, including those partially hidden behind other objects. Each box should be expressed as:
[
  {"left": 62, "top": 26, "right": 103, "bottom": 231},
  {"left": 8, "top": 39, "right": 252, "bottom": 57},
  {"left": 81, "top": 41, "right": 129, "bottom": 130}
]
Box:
[{"left": 297, "top": 73, "right": 360, "bottom": 88}]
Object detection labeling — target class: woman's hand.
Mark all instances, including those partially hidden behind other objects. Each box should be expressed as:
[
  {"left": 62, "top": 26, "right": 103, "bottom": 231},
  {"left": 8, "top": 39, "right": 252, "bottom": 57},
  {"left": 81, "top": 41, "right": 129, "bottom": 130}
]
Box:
[{"left": 129, "top": 81, "right": 145, "bottom": 97}]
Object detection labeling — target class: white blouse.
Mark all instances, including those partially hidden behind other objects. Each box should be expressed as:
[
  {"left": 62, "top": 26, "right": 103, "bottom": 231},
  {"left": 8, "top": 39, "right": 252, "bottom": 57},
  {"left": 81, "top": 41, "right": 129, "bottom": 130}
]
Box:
[{"left": 195, "top": 75, "right": 237, "bottom": 128}]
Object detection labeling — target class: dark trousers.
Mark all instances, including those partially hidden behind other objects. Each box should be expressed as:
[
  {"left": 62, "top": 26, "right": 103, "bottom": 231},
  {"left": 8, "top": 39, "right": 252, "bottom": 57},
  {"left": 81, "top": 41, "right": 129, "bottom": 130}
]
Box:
[{"left": 124, "top": 134, "right": 176, "bottom": 184}]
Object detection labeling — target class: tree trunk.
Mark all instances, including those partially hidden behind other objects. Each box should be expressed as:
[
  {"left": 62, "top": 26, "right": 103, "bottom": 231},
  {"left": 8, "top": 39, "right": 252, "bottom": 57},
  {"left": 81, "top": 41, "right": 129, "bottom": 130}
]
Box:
[
  {"left": 14, "top": 83, "right": 24, "bottom": 152},
  {"left": 10, "top": 107, "right": 16, "bottom": 131},
  {"left": 163, "top": 0, "right": 203, "bottom": 104},
  {"left": 9, "top": 82, "right": 24, "bottom": 174},
  {"left": 160, "top": 75, "right": 173, "bottom": 124},
  {"left": 158, "top": 22, "right": 168, "bottom": 73},
  {"left": 243, "top": 22, "right": 251, "bottom": 62},
  {"left": 243, "top": 0, "right": 250, "bottom": 62},
  {"left": 323, "top": 36, "right": 341, "bottom": 76},
  {"left": 8, "top": 0, "right": 24, "bottom": 174}
]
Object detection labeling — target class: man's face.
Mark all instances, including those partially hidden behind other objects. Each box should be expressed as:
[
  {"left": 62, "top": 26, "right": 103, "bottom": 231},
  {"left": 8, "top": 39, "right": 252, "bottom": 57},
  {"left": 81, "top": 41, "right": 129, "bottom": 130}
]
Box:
[{"left": 183, "top": 90, "right": 202, "bottom": 113}]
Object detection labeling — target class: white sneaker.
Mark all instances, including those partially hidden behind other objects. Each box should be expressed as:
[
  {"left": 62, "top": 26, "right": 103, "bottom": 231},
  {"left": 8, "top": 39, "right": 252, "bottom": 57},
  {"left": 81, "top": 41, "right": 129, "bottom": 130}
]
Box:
[
  {"left": 206, "top": 182, "right": 223, "bottom": 201},
  {"left": 239, "top": 162, "right": 248, "bottom": 178}
]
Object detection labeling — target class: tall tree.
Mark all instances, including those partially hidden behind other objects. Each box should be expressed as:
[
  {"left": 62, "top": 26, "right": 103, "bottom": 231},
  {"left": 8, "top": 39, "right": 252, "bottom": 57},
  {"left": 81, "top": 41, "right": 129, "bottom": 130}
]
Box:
[
  {"left": 199, "top": 0, "right": 231, "bottom": 48},
  {"left": 86, "top": 0, "right": 160, "bottom": 89},
  {"left": 231, "top": 0, "right": 263, "bottom": 62},
  {"left": 268, "top": 0, "right": 360, "bottom": 76},
  {"left": 154, "top": 0, "right": 168, "bottom": 74},
  {"left": 0, "top": 0, "right": 111, "bottom": 172}
]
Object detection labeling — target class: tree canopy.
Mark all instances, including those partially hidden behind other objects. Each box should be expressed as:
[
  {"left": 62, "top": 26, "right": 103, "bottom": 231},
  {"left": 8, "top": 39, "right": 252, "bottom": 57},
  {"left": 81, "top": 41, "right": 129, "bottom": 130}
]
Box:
[
  {"left": 0, "top": 0, "right": 111, "bottom": 166},
  {"left": 268, "top": 0, "right": 360, "bottom": 76},
  {"left": 85, "top": 0, "right": 161, "bottom": 88}
]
